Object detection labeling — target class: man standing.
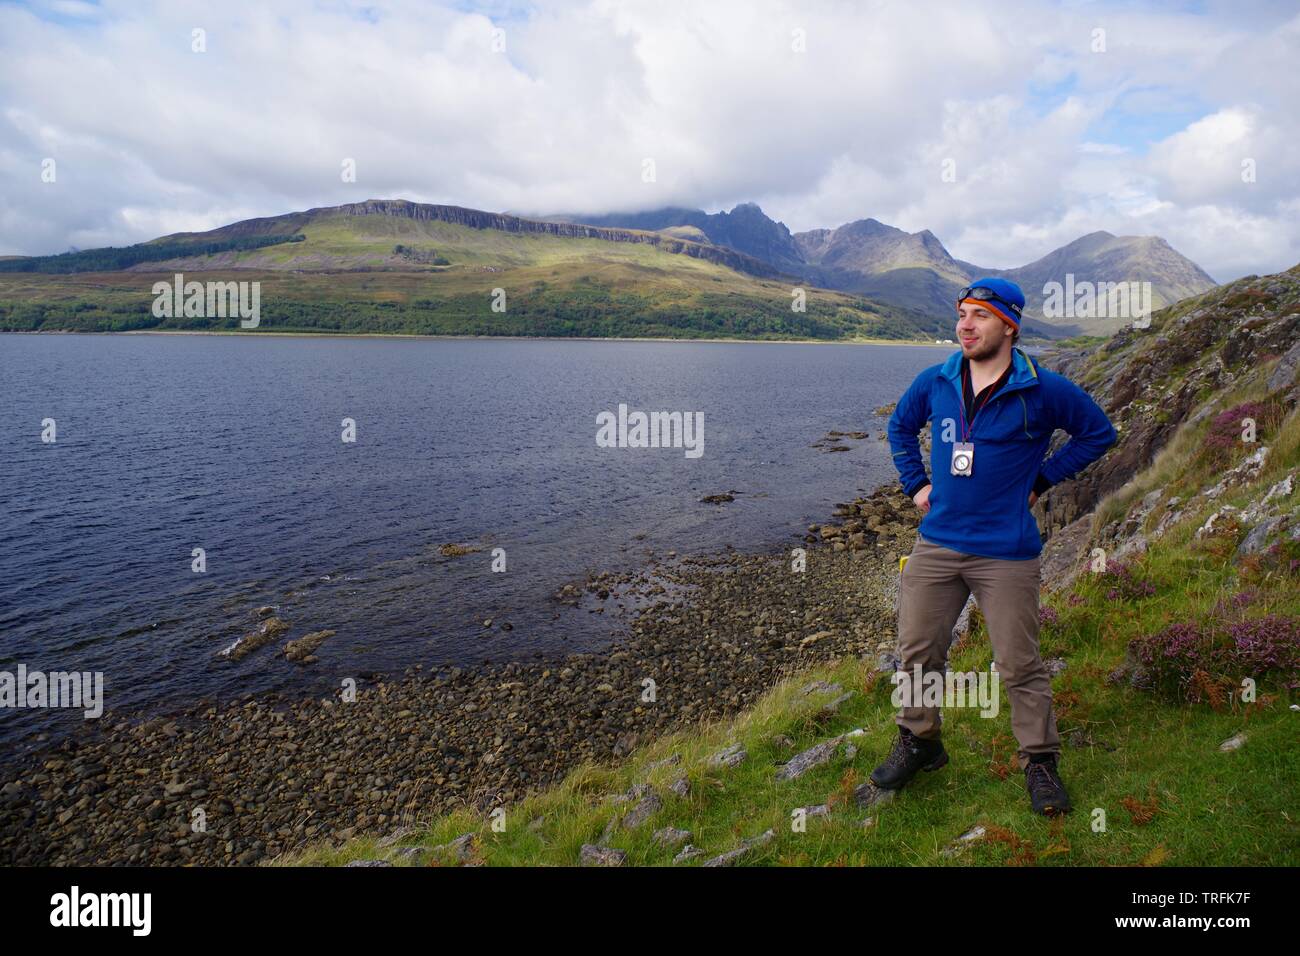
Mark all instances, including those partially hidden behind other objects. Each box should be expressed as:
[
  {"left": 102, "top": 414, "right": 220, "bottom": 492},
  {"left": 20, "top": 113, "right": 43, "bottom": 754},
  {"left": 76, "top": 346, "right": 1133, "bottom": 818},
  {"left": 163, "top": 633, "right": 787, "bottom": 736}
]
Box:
[{"left": 873, "top": 277, "right": 1117, "bottom": 815}]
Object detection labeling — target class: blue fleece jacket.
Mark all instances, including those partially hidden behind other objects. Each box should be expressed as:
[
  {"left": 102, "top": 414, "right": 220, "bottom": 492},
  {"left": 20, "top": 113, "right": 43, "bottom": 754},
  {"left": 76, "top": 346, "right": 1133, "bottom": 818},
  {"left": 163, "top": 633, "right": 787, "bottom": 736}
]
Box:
[{"left": 887, "top": 346, "right": 1118, "bottom": 560}]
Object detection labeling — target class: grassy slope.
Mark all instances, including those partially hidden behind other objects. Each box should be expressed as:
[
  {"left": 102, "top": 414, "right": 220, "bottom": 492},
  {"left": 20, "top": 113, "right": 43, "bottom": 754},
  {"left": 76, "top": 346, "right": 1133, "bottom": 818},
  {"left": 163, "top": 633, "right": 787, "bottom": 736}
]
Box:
[
  {"left": 0, "top": 212, "right": 932, "bottom": 341},
  {"left": 277, "top": 349, "right": 1300, "bottom": 867}
]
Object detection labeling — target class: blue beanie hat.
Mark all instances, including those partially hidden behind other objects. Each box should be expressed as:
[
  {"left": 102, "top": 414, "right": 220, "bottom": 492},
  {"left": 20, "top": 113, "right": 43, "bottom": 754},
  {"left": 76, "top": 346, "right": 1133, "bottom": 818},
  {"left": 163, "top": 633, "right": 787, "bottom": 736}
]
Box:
[{"left": 959, "top": 276, "right": 1025, "bottom": 330}]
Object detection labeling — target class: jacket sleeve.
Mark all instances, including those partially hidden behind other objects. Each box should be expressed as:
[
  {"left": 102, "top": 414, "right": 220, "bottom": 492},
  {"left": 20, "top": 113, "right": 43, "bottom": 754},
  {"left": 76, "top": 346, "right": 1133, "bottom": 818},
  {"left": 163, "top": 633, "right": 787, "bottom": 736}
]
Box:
[
  {"left": 1039, "top": 373, "right": 1118, "bottom": 486},
  {"left": 888, "top": 368, "right": 934, "bottom": 498}
]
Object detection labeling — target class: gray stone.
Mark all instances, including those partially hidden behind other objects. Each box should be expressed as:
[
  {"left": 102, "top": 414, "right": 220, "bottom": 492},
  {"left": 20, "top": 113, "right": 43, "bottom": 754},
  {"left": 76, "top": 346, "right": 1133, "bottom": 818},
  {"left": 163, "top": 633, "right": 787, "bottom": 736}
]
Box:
[
  {"left": 653, "top": 826, "right": 692, "bottom": 847},
  {"left": 942, "top": 824, "right": 987, "bottom": 857},
  {"left": 1263, "top": 473, "right": 1295, "bottom": 505},
  {"left": 377, "top": 826, "right": 420, "bottom": 848},
  {"left": 707, "top": 743, "right": 747, "bottom": 769},
  {"left": 622, "top": 790, "right": 663, "bottom": 829},
  {"left": 580, "top": 844, "right": 627, "bottom": 866},
  {"left": 1196, "top": 505, "right": 1240, "bottom": 539},
  {"left": 701, "top": 828, "right": 775, "bottom": 867},
  {"left": 430, "top": 832, "right": 476, "bottom": 862},
  {"left": 801, "top": 630, "right": 835, "bottom": 647},
  {"left": 820, "top": 692, "right": 855, "bottom": 714},
  {"left": 776, "top": 729, "right": 865, "bottom": 781},
  {"left": 1267, "top": 340, "right": 1300, "bottom": 391},
  {"left": 1237, "top": 515, "right": 1284, "bottom": 556},
  {"left": 853, "top": 782, "right": 897, "bottom": 809},
  {"left": 672, "top": 844, "right": 706, "bottom": 864},
  {"left": 875, "top": 651, "right": 901, "bottom": 673},
  {"left": 776, "top": 740, "right": 838, "bottom": 781},
  {"left": 609, "top": 782, "right": 652, "bottom": 804},
  {"left": 801, "top": 680, "right": 842, "bottom": 696},
  {"left": 948, "top": 595, "right": 978, "bottom": 652}
]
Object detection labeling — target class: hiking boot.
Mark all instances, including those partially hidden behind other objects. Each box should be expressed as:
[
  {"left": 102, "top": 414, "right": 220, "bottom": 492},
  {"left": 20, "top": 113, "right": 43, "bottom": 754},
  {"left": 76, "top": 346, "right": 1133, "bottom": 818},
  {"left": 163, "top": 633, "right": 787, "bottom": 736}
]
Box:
[
  {"left": 869, "top": 725, "right": 948, "bottom": 790},
  {"left": 1025, "top": 755, "right": 1072, "bottom": 816}
]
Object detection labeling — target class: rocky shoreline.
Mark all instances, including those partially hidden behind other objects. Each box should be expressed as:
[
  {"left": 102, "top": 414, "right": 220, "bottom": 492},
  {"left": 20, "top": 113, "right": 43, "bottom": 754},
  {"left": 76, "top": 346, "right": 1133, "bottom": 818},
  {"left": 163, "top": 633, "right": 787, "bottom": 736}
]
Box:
[
  {"left": 7, "top": 268, "right": 1297, "bottom": 867},
  {"left": 0, "top": 485, "right": 923, "bottom": 866}
]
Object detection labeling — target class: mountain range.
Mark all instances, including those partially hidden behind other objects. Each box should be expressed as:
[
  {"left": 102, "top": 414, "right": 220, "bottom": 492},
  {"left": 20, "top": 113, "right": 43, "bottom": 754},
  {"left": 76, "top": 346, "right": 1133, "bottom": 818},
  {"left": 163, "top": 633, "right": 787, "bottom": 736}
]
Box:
[
  {"left": 547, "top": 203, "right": 1218, "bottom": 337},
  {"left": 0, "top": 198, "right": 1218, "bottom": 341}
]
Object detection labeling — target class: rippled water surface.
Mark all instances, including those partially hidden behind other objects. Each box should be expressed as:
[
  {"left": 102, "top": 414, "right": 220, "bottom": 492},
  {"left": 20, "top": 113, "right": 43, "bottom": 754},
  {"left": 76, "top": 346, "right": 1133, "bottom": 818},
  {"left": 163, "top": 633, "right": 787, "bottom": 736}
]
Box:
[{"left": 0, "top": 332, "right": 952, "bottom": 748}]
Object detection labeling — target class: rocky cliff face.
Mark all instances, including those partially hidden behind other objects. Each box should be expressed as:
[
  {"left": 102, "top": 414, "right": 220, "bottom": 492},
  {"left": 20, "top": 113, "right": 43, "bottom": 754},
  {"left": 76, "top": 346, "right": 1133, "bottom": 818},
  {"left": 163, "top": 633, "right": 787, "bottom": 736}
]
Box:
[
  {"left": 553, "top": 201, "right": 807, "bottom": 274},
  {"left": 1034, "top": 264, "right": 1300, "bottom": 589},
  {"left": 320, "top": 200, "right": 791, "bottom": 279}
]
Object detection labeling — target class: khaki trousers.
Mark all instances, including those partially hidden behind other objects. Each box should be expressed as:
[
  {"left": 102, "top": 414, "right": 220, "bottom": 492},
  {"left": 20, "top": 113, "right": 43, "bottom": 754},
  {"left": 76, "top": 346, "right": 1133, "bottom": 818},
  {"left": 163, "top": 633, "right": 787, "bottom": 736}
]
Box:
[{"left": 895, "top": 533, "right": 1060, "bottom": 769}]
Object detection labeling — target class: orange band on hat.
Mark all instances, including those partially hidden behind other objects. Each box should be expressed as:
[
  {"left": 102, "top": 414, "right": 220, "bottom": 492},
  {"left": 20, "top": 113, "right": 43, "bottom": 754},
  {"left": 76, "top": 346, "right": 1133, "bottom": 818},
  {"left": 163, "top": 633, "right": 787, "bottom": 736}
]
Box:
[{"left": 958, "top": 297, "right": 1019, "bottom": 330}]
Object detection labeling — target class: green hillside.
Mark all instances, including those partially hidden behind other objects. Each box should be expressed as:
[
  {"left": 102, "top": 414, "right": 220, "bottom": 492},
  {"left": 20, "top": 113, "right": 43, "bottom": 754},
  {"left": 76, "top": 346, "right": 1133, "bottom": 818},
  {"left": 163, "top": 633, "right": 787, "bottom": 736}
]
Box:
[{"left": 0, "top": 203, "right": 936, "bottom": 341}]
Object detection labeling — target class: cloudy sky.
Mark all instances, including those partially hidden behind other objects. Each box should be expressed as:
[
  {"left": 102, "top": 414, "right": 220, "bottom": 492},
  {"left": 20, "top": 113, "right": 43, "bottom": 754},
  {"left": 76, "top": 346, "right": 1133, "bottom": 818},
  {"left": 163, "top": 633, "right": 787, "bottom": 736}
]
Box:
[{"left": 2, "top": 0, "right": 1297, "bottom": 281}]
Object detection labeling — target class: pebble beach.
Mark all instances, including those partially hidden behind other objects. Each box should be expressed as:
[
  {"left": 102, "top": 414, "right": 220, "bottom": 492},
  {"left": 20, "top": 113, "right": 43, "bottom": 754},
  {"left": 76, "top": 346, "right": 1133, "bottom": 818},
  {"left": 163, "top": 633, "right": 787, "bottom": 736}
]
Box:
[{"left": 0, "top": 485, "right": 922, "bottom": 866}]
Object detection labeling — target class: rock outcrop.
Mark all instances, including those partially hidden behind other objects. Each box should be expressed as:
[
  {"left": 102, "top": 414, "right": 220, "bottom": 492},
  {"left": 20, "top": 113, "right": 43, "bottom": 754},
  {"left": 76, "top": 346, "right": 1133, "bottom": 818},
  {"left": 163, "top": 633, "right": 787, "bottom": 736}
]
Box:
[
  {"left": 1034, "top": 265, "right": 1300, "bottom": 586},
  {"left": 327, "top": 200, "right": 790, "bottom": 280}
]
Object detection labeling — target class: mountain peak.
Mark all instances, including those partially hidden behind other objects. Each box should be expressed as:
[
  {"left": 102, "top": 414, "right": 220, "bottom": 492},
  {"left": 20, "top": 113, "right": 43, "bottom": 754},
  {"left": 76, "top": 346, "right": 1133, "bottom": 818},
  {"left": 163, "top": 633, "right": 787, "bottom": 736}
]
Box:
[
  {"left": 550, "top": 202, "right": 804, "bottom": 272},
  {"left": 836, "top": 218, "right": 902, "bottom": 238}
]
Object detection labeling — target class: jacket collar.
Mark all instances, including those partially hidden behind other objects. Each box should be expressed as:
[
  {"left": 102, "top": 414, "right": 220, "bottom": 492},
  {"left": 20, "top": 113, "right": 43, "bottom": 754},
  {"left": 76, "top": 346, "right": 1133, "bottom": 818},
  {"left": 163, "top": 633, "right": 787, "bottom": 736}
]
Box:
[{"left": 941, "top": 344, "right": 1039, "bottom": 393}]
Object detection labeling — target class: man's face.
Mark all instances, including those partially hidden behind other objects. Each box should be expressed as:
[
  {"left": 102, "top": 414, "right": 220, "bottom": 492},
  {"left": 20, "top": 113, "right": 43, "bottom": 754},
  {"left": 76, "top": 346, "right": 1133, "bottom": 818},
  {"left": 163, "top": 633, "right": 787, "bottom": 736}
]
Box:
[{"left": 956, "top": 302, "right": 1013, "bottom": 360}]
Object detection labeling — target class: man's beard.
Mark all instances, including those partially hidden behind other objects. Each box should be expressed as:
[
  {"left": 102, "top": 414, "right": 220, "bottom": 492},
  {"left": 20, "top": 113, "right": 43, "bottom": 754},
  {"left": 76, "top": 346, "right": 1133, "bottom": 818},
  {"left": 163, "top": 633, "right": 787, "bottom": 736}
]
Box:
[{"left": 962, "top": 335, "right": 1004, "bottom": 361}]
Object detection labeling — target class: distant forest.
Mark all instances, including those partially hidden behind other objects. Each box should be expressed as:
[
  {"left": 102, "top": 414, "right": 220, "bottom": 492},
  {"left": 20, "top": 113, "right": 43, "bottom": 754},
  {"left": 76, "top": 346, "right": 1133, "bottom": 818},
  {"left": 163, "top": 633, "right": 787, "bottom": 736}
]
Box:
[{"left": 0, "top": 288, "right": 920, "bottom": 341}]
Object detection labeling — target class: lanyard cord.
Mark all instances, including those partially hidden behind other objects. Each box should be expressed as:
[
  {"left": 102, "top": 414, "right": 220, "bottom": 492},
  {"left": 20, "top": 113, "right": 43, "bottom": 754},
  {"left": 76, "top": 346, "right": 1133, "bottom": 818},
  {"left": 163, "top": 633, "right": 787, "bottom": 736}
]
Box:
[{"left": 959, "top": 361, "right": 1002, "bottom": 442}]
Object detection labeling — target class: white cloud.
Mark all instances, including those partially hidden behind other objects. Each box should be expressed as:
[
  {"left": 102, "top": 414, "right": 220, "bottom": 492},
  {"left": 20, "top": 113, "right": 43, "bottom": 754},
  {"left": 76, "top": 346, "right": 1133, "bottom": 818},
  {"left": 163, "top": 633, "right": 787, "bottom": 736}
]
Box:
[
  {"left": 0, "top": 0, "right": 1297, "bottom": 281},
  {"left": 1079, "top": 142, "right": 1128, "bottom": 155}
]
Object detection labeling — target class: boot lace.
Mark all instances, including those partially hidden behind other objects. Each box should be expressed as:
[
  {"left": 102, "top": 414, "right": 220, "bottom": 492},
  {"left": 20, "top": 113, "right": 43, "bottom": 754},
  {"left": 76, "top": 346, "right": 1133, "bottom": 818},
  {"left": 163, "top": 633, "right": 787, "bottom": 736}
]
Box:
[
  {"left": 883, "top": 733, "right": 914, "bottom": 768},
  {"left": 1026, "top": 760, "right": 1059, "bottom": 795}
]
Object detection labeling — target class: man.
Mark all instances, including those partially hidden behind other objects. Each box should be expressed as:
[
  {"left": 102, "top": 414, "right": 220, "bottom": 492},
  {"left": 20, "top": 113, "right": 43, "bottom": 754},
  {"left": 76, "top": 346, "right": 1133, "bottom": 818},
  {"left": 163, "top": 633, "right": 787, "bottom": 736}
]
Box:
[{"left": 874, "top": 276, "right": 1117, "bottom": 815}]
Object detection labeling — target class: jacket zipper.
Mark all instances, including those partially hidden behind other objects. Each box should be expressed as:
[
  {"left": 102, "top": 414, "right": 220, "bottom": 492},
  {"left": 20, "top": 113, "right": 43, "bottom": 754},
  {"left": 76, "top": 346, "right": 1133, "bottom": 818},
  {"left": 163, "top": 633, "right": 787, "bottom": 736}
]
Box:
[{"left": 948, "top": 377, "right": 1035, "bottom": 438}]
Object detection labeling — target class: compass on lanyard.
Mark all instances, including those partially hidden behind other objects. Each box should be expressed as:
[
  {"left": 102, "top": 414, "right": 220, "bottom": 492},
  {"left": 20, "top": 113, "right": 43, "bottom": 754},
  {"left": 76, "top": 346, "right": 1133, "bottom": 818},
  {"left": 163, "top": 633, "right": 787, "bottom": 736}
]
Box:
[{"left": 952, "top": 363, "right": 997, "bottom": 476}]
